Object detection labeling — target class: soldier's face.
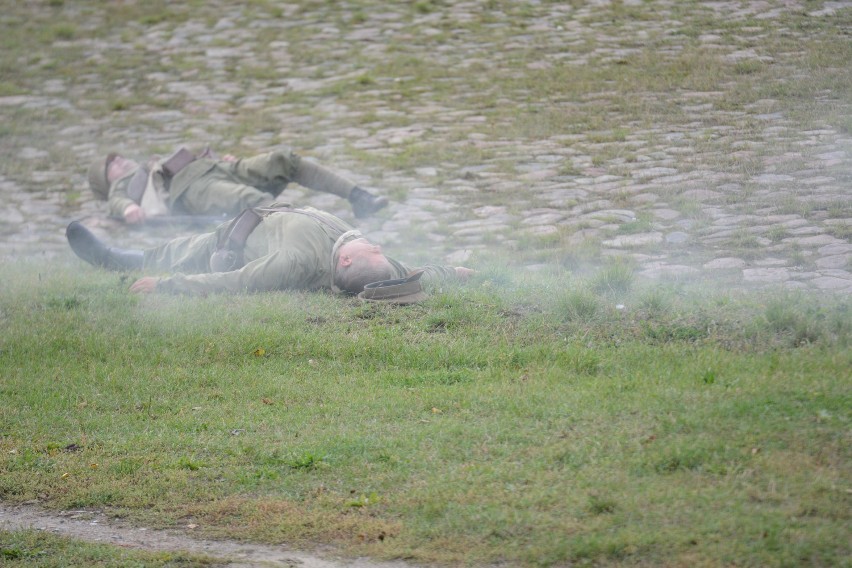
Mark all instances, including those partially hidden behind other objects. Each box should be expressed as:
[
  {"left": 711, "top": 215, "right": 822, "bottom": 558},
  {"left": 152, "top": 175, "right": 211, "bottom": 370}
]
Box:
[
  {"left": 339, "top": 238, "right": 392, "bottom": 271},
  {"left": 346, "top": 238, "right": 382, "bottom": 255},
  {"left": 107, "top": 155, "right": 140, "bottom": 182}
]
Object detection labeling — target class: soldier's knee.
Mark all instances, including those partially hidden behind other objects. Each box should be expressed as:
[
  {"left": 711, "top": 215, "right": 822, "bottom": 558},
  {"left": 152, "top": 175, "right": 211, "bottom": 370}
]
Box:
[
  {"left": 270, "top": 147, "right": 298, "bottom": 161},
  {"left": 269, "top": 148, "right": 300, "bottom": 178}
]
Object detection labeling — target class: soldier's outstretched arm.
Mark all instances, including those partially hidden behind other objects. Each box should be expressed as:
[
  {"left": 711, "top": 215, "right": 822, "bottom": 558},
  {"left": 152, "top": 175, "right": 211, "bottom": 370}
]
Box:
[
  {"left": 388, "top": 258, "right": 473, "bottom": 283},
  {"left": 131, "top": 250, "right": 316, "bottom": 295}
]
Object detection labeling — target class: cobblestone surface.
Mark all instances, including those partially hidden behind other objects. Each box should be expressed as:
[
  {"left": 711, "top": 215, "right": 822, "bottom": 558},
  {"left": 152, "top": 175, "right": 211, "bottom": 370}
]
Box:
[{"left": 0, "top": 1, "right": 850, "bottom": 293}]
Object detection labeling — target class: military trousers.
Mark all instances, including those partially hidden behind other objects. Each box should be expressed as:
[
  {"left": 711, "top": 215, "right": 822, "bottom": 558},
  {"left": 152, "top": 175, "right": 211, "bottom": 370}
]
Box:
[
  {"left": 172, "top": 149, "right": 304, "bottom": 217},
  {"left": 143, "top": 223, "right": 229, "bottom": 274}
]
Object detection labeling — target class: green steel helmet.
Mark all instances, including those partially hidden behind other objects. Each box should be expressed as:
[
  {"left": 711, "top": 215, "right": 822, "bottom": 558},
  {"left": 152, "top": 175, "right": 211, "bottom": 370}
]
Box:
[{"left": 87, "top": 153, "right": 118, "bottom": 200}]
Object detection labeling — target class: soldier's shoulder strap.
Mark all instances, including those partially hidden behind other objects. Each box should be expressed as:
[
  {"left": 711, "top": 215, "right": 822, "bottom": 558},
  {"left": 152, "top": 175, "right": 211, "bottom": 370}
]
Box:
[
  {"left": 209, "top": 207, "right": 264, "bottom": 272},
  {"left": 126, "top": 167, "right": 149, "bottom": 203},
  {"left": 217, "top": 208, "right": 263, "bottom": 254}
]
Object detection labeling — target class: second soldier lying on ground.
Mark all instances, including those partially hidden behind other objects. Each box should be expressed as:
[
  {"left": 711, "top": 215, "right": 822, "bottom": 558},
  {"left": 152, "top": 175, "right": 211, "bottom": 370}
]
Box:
[{"left": 87, "top": 146, "right": 389, "bottom": 224}]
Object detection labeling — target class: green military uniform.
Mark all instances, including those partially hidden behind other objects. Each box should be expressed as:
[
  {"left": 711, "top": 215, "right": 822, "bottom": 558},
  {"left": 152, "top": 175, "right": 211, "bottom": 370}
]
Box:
[
  {"left": 107, "top": 149, "right": 356, "bottom": 219},
  {"left": 143, "top": 206, "right": 457, "bottom": 295}
]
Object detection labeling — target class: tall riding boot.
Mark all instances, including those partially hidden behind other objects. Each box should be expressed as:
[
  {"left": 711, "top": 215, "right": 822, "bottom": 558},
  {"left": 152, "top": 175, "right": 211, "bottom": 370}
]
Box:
[
  {"left": 107, "top": 247, "right": 144, "bottom": 270},
  {"left": 291, "top": 159, "right": 389, "bottom": 218},
  {"left": 66, "top": 221, "right": 144, "bottom": 271}
]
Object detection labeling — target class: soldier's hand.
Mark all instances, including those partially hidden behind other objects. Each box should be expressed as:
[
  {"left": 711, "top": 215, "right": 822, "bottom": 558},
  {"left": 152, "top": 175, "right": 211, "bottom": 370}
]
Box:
[
  {"left": 221, "top": 154, "right": 238, "bottom": 162},
  {"left": 123, "top": 204, "right": 147, "bottom": 224},
  {"left": 129, "top": 277, "right": 159, "bottom": 294},
  {"left": 454, "top": 267, "right": 475, "bottom": 280}
]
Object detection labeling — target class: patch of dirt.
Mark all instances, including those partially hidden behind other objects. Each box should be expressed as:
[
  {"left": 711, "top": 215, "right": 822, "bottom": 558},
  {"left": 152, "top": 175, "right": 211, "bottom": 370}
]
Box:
[{"left": 0, "top": 502, "right": 410, "bottom": 568}]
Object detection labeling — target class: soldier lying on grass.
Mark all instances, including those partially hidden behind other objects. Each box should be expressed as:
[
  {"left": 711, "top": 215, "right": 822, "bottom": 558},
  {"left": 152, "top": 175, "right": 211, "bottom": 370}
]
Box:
[{"left": 66, "top": 203, "right": 473, "bottom": 302}]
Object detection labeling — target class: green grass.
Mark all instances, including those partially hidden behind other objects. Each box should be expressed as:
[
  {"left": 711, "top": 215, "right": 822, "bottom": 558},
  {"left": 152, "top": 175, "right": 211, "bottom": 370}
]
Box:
[
  {"left": 1, "top": 0, "right": 851, "bottom": 565},
  {"left": 0, "top": 261, "right": 849, "bottom": 566},
  {"left": 0, "top": 529, "right": 215, "bottom": 567}
]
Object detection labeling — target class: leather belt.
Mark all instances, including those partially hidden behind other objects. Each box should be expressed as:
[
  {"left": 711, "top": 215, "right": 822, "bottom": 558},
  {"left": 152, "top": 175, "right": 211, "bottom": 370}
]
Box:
[{"left": 160, "top": 147, "right": 197, "bottom": 178}]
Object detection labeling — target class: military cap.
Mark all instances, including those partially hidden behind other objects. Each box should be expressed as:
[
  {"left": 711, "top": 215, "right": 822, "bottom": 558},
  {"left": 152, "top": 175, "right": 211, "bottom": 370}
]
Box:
[
  {"left": 87, "top": 153, "right": 118, "bottom": 200},
  {"left": 358, "top": 270, "right": 427, "bottom": 304}
]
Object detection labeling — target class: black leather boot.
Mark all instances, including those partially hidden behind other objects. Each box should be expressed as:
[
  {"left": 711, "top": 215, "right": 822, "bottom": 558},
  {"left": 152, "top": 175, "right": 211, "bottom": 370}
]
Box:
[
  {"left": 66, "top": 221, "right": 143, "bottom": 271},
  {"left": 107, "top": 248, "right": 144, "bottom": 270},
  {"left": 349, "top": 186, "right": 389, "bottom": 218}
]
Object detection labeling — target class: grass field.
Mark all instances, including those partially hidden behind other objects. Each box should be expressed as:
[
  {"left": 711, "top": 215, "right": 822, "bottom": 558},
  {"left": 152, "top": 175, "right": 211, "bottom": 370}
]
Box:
[
  {"left": 0, "top": 528, "right": 216, "bottom": 567},
  {"left": 1, "top": 0, "right": 851, "bottom": 565},
  {"left": 1, "top": 260, "right": 849, "bottom": 566}
]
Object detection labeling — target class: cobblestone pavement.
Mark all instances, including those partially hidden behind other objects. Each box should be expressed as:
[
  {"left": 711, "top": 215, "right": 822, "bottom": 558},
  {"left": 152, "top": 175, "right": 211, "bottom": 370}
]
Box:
[{"left": 0, "top": 1, "right": 850, "bottom": 293}]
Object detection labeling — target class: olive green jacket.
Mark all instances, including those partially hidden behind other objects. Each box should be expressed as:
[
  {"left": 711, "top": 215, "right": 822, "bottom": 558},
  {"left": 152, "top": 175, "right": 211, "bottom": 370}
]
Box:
[
  {"left": 107, "top": 170, "right": 142, "bottom": 219},
  {"left": 146, "top": 207, "right": 457, "bottom": 295},
  {"left": 107, "top": 159, "right": 274, "bottom": 219}
]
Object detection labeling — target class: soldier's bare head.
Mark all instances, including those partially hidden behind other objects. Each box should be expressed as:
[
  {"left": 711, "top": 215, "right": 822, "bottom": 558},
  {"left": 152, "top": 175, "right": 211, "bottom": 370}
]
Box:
[{"left": 333, "top": 238, "right": 394, "bottom": 293}]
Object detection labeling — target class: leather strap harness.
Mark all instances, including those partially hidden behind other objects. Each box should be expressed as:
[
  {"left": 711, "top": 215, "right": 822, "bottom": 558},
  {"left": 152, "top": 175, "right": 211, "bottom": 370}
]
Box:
[
  {"left": 209, "top": 205, "right": 350, "bottom": 272},
  {"left": 127, "top": 147, "right": 203, "bottom": 204}
]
